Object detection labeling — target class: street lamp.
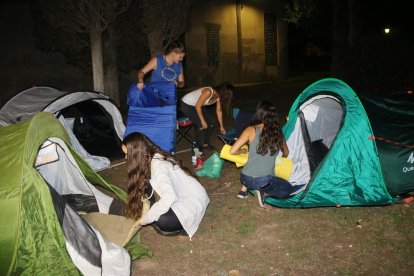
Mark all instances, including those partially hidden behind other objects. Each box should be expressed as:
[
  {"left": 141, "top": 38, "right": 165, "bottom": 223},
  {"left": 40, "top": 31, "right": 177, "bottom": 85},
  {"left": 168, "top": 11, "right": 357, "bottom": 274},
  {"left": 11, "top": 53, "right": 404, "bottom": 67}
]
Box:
[{"left": 384, "top": 28, "right": 390, "bottom": 34}]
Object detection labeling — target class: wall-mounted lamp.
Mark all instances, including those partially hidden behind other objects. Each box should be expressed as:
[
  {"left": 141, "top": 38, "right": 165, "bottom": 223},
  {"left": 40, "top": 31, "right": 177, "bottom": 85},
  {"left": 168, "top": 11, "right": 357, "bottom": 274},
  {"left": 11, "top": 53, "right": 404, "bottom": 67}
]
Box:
[{"left": 384, "top": 28, "right": 390, "bottom": 34}]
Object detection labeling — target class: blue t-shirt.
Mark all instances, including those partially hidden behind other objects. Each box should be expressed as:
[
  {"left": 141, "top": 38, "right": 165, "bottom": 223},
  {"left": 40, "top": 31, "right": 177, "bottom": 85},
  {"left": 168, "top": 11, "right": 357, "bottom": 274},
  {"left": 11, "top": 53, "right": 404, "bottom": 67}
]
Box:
[{"left": 151, "top": 55, "right": 182, "bottom": 83}]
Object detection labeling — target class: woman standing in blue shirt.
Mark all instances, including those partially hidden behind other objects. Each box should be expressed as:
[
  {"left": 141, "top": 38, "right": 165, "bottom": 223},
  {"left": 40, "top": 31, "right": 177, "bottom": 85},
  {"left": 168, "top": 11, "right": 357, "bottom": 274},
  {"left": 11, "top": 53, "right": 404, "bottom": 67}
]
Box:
[{"left": 137, "top": 41, "right": 185, "bottom": 89}]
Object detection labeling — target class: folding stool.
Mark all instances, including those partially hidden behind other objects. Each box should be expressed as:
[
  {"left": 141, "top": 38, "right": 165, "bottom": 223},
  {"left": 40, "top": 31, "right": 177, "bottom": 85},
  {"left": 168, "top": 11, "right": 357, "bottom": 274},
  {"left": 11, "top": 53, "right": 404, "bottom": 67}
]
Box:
[{"left": 176, "top": 117, "right": 195, "bottom": 145}]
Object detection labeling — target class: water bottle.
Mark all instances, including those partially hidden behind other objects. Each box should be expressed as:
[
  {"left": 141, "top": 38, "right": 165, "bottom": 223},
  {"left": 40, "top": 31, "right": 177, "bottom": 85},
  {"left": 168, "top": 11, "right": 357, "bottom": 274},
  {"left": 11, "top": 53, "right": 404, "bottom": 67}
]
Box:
[{"left": 191, "top": 142, "right": 197, "bottom": 165}]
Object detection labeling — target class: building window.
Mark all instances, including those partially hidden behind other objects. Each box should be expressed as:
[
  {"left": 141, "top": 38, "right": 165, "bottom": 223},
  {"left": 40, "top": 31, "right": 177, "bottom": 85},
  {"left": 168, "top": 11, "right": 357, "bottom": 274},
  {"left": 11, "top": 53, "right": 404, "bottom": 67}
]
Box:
[
  {"left": 264, "top": 13, "right": 278, "bottom": 66},
  {"left": 205, "top": 23, "right": 221, "bottom": 66}
]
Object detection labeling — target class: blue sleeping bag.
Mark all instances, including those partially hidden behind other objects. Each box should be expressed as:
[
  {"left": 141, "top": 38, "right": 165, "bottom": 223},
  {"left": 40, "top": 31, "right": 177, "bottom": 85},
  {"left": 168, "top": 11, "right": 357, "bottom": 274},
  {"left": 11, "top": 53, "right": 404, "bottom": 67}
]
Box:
[
  {"left": 127, "top": 82, "right": 176, "bottom": 107},
  {"left": 125, "top": 82, "right": 177, "bottom": 152}
]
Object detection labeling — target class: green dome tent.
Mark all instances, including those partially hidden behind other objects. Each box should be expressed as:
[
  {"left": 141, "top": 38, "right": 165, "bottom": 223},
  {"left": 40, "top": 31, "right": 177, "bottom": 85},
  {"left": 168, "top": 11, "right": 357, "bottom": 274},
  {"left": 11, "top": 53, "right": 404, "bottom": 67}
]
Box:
[
  {"left": 266, "top": 78, "right": 413, "bottom": 208},
  {"left": 360, "top": 93, "right": 414, "bottom": 196},
  {"left": 0, "top": 112, "right": 150, "bottom": 275}
]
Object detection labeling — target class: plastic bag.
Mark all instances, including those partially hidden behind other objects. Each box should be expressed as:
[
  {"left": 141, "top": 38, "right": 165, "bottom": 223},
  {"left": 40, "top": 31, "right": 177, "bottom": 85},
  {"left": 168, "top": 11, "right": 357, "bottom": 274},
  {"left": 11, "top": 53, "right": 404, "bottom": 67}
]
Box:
[{"left": 196, "top": 152, "right": 224, "bottom": 178}]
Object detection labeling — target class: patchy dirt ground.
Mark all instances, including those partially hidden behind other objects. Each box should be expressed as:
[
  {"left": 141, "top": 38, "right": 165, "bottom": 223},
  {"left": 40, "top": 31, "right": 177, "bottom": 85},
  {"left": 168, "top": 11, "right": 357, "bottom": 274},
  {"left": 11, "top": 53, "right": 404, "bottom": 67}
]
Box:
[
  {"left": 100, "top": 154, "right": 414, "bottom": 275},
  {"left": 99, "top": 76, "right": 414, "bottom": 275}
]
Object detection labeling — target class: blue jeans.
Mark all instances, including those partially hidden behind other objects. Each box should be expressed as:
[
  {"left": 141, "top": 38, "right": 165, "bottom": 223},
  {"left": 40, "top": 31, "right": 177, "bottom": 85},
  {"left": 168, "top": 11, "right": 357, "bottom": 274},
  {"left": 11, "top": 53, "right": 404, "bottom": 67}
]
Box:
[
  {"left": 240, "top": 173, "right": 295, "bottom": 199},
  {"left": 240, "top": 174, "right": 273, "bottom": 190}
]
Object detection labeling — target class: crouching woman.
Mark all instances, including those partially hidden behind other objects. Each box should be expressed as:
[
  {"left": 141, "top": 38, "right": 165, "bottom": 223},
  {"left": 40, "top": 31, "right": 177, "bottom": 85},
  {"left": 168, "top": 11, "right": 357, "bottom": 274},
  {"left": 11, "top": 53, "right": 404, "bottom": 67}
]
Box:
[
  {"left": 230, "top": 101, "right": 292, "bottom": 207},
  {"left": 123, "top": 132, "right": 209, "bottom": 239}
]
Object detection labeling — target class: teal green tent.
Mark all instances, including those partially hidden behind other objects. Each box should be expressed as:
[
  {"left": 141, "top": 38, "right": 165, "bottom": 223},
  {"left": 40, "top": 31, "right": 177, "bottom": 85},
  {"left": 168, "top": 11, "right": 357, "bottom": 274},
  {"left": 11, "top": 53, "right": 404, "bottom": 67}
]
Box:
[
  {"left": 0, "top": 112, "right": 150, "bottom": 275},
  {"left": 267, "top": 78, "right": 413, "bottom": 208},
  {"left": 360, "top": 93, "right": 414, "bottom": 196}
]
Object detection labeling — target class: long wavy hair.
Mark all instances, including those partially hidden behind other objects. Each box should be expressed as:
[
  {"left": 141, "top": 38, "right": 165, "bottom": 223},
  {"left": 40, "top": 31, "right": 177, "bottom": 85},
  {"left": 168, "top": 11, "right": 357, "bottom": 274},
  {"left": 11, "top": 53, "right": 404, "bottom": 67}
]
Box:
[
  {"left": 214, "top": 81, "right": 234, "bottom": 115},
  {"left": 123, "top": 132, "right": 193, "bottom": 219},
  {"left": 250, "top": 101, "right": 284, "bottom": 156}
]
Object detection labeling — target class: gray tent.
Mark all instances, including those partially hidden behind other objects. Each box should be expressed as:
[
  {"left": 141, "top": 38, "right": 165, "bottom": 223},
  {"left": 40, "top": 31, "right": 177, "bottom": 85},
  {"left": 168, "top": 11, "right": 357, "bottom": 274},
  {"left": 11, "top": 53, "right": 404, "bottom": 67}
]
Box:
[{"left": 0, "top": 86, "right": 125, "bottom": 171}]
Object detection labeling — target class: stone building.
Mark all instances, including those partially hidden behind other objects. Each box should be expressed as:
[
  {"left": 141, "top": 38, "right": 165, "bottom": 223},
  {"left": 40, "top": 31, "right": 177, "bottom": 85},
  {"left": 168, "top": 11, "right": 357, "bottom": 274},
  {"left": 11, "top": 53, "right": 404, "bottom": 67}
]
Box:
[{"left": 184, "top": 0, "right": 288, "bottom": 86}]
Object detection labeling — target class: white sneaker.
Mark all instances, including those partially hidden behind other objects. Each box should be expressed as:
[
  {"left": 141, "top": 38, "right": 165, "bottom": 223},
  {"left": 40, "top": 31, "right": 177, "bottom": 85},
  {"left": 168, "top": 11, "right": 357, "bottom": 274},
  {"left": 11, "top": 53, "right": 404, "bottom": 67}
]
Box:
[{"left": 256, "top": 190, "right": 265, "bottom": 208}]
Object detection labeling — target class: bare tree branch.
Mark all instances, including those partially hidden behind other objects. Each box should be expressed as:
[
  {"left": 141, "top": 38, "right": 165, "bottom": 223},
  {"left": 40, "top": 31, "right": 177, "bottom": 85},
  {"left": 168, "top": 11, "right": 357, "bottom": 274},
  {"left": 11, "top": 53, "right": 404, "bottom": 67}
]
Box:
[
  {"left": 33, "top": 0, "right": 134, "bottom": 91},
  {"left": 140, "top": 0, "right": 194, "bottom": 47}
]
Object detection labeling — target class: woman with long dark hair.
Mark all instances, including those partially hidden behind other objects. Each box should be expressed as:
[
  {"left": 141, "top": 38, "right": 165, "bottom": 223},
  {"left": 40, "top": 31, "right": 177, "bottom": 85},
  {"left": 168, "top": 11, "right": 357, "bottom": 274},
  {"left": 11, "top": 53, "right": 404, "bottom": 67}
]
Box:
[
  {"left": 180, "top": 82, "right": 234, "bottom": 151},
  {"left": 230, "top": 101, "right": 291, "bottom": 207},
  {"left": 123, "top": 132, "right": 209, "bottom": 238}
]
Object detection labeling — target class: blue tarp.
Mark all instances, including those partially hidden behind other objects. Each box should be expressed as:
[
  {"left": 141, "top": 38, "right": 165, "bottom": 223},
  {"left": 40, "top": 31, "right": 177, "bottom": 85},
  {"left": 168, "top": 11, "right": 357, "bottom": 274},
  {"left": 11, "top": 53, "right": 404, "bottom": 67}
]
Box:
[{"left": 125, "top": 82, "right": 177, "bottom": 153}]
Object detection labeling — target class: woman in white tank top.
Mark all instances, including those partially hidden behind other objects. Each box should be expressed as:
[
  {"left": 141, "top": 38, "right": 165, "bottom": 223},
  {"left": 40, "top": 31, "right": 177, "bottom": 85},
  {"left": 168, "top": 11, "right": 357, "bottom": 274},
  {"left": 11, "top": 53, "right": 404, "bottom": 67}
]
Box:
[{"left": 181, "top": 82, "right": 234, "bottom": 151}]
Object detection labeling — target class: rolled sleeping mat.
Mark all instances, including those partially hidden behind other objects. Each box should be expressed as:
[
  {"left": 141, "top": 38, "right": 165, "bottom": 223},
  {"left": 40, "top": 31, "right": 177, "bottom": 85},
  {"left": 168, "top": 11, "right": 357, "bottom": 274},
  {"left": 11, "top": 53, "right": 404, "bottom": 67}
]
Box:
[
  {"left": 220, "top": 144, "right": 294, "bottom": 180},
  {"left": 219, "top": 144, "right": 248, "bottom": 168},
  {"left": 274, "top": 156, "right": 293, "bottom": 181}
]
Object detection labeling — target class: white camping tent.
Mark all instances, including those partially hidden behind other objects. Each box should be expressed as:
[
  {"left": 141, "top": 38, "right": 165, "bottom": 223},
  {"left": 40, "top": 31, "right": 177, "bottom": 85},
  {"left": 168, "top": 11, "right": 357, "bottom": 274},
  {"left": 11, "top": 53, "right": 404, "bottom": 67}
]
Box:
[
  {"left": 36, "top": 138, "right": 131, "bottom": 275},
  {"left": 0, "top": 86, "right": 125, "bottom": 171}
]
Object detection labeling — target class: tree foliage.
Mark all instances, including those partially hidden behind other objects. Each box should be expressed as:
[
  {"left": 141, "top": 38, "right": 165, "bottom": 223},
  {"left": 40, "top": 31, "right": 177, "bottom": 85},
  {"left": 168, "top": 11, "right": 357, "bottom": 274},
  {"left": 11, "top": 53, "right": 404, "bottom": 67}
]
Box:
[
  {"left": 284, "top": 0, "right": 322, "bottom": 25},
  {"left": 284, "top": 0, "right": 331, "bottom": 34}
]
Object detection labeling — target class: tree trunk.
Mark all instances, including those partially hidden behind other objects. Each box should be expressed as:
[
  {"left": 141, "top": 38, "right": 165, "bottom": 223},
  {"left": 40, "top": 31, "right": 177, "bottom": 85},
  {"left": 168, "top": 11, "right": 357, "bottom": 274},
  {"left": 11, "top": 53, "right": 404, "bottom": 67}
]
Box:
[
  {"left": 90, "top": 18, "right": 105, "bottom": 92},
  {"left": 104, "top": 25, "right": 120, "bottom": 105},
  {"left": 147, "top": 31, "right": 164, "bottom": 57},
  {"left": 276, "top": 0, "right": 289, "bottom": 78},
  {"left": 236, "top": 0, "right": 243, "bottom": 78},
  {"left": 330, "top": 0, "right": 349, "bottom": 76}
]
